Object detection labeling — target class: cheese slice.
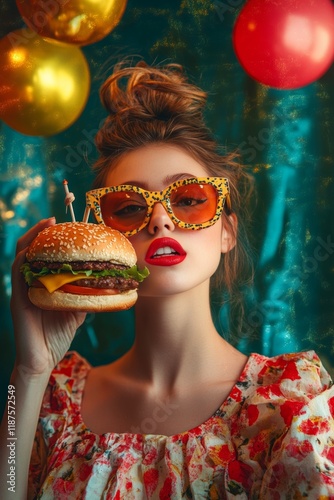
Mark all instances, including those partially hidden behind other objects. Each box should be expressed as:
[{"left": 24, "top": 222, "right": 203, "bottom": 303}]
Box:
[{"left": 37, "top": 273, "right": 88, "bottom": 293}]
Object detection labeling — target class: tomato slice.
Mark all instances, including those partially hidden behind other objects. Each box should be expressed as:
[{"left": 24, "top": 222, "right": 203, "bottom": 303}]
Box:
[{"left": 59, "top": 284, "right": 119, "bottom": 295}]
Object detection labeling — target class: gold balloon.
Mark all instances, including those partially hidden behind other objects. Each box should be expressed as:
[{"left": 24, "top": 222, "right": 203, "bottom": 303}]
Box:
[
  {"left": 0, "top": 29, "right": 90, "bottom": 136},
  {"left": 16, "top": 0, "right": 127, "bottom": 46}
]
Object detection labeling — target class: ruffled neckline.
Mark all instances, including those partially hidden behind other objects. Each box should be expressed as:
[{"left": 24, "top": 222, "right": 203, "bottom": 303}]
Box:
[{"left": 69, "top": 351, "right": 260, "bottom": 441}]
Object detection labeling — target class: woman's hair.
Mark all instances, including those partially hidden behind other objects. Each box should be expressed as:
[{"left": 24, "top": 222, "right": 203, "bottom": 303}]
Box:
[{"left": 93, "top": 60, "right": 254, "bottom": 327}]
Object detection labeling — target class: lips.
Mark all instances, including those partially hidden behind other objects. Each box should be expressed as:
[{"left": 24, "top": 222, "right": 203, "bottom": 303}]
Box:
[{"left": 145, "top": 237, "right": 186, "bottom": 266}]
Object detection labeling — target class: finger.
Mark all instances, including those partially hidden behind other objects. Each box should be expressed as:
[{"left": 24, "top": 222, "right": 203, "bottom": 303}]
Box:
[
  {"left": 13, "top": 246, "right": 30, "bottom": 272},
  {"left": 12, "top": 218, "right": 56, "bottom": 309},
  {"left": 11, "top": 247, "right": 34, "bottom": 307},
  {"left": 15, "top": 217, "right": 56, "bottom": 255}
]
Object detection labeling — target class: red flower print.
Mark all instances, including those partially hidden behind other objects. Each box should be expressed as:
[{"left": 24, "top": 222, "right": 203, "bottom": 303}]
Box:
[
  {"left": 228, "top": 460, "right": 253, "bottom": 489},
  {"left": 78, "top": 462, "right": 92, "bottom": 482},
  {"left": 144, "top": 468, "right": 159, "bottom": 497},
  {"left": 229, "top": 385, "right": 242, "bottom": 402},
  {"left": 328, "top": 396, "right": 334, "bottom": 417},
  {"left": 320, "top": 471, "right": 334, "bottom": 486},
  {"left": 52, "top": 477, "right": 76, "bottom": 495},
  {"left": 285, "top": 438, "right": 313, "bottom": 460},
  {"left": 190, "top": 426, "right": 202, "bottom": 436},
  {"left": 218, "top": 444, "right": 234, "bottom": 463},
  {"left": 258, "top": 358, "right": 286, "bottom": 378},
  {"left": 323, "top": 444, "right": 334, "bottom": 464},
  {"left": 247, "top": 405, "right": 259, "bottom": 426},
  {"left": 248, "top": 432, "right": 268, "bottom": 462},
  {"left": 75, "top": 435, "right": 97, "bottom": 457},
  {"left": 142, "top": 445, "right": 158, "bottom": 464},
  {"left": 280, "top": 400, "right": 305, "bottom": 426},
  {"left": 281, "top": 362, "right": 301, "bottom": 381},
  {"left": 56, "top": 365, "right": 73, "bottom": 377},
  {"left": 257, "top": 384, "right": 283, "bottom": 399},
  {"left": 298, "top": 416, "right": 330, "bottom": 435},
  {"left": 209, "top": 444, "right": 234, "bottom": 466},
  {"left": 159, "top": 476, "right": 173, "bottom": 499}
]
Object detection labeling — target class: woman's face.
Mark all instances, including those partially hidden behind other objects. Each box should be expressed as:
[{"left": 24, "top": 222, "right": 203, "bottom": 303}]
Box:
[{"left": 104, "top": 143, "right": 235, "bottom": 298}]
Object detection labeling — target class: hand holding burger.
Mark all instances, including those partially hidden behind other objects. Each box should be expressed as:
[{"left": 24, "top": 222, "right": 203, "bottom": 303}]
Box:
[{"left": 20, "top": 222, "right": 149, "bottom": 312}]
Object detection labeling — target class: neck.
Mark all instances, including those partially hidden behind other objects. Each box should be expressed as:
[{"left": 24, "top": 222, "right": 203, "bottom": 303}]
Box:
[{"left": 123, "top": 286, "right": 230, "bottom": 391}]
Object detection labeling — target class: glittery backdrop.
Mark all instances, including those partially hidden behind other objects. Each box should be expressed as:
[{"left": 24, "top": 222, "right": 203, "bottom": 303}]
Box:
[{"left": 1, "top": 0, "right": 333, "bottom": 412}]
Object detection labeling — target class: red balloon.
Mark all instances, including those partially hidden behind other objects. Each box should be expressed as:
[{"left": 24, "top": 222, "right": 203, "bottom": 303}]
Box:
[{"left": 233, "top": 0, "right": 334, "bottom": 89}]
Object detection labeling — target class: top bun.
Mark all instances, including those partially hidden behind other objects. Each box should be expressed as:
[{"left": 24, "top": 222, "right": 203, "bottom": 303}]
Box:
[{"left": 26, "top": 222, "right": 136, "bottom": 267}]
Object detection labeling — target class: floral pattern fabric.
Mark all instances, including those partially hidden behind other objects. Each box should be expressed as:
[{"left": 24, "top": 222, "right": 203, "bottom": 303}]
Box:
[{"left": 29, "top": 350, "right": 334, "bottom": 499}]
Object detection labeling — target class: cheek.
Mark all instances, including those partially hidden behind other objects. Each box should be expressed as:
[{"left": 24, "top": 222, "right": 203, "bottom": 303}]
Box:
[
  {"left": 185, "top": 222, "right": 224, "bottom": 267},
  {"left": 199, "top": 222, "right": 225, "bottom": 265},
  {"left": 202, "top": 219, "right": 224, "bottom": 249}
]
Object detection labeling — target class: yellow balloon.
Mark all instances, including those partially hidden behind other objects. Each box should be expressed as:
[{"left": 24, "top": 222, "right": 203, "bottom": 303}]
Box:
[
  {"left": 16, "top": 0, "right": 127, "bottom": 46},
  {"left": 0, "top": 29, "right": 90, "bottom": 136}
]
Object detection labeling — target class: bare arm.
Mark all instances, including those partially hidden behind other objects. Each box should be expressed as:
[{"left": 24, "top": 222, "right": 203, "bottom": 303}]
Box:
[
  {"left": 0, "top": 218, "right": 86, "bottom": 499},
  {"left": 0, "top": 367, "right": 51, "bottom": 499}
]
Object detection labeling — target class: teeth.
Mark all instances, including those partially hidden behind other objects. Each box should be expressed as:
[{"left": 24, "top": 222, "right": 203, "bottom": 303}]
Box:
[{"left": 153, "top": 246, "right": 177, "bottom": 257}]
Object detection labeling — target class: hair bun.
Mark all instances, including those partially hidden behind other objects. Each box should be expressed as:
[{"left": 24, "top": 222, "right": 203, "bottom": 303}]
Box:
[{"left": 100, "top": 61, "right": 207, "bottom": 124}]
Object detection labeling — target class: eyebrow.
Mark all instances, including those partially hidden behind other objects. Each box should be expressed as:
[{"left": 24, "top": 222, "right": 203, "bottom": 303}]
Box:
[{"left": 118, "top": 173, "right": 198, "bottom": 189}]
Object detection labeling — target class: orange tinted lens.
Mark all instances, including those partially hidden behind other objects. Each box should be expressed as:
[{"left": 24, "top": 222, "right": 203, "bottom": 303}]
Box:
[
  {"left": 170, "top": 183, "right": 218, "bottom": 224},
  {"left": 100, "top": 191, "right": 147, "bottom": 232}
]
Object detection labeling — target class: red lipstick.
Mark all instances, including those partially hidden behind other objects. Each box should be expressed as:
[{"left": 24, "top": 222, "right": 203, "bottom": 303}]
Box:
[{"left": 145, "top": 237, "right": 186, "bottom": 266}]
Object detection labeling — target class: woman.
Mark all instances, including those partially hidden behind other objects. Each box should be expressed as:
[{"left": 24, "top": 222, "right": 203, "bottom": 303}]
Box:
[{"left": 0, "top": 61, "right": 333, "bottom": 499}]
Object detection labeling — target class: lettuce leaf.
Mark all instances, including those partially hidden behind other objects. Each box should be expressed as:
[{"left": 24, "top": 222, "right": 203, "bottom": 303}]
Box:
[{"left": 20, "top": 262, "right": 149, "bottom": 286}]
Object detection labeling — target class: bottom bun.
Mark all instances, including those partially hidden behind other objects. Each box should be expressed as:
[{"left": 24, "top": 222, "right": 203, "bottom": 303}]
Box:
[{"left": 28, "top": 287, "right": 137, "bottom": 312}]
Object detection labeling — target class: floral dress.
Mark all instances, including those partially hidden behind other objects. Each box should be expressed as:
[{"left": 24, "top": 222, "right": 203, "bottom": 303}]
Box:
[{"left": 28, "top": 350, "right": 334, "bottom": 499}]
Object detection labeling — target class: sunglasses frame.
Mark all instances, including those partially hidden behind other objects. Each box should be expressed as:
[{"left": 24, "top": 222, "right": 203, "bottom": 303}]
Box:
[{"left": 84, "top": 177, "right": 230, "bottom": 236}]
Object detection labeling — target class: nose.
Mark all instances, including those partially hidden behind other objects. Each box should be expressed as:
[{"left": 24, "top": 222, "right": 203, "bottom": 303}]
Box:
[{"left": 147, "top": 203, "right": 175, "bottom": 234}]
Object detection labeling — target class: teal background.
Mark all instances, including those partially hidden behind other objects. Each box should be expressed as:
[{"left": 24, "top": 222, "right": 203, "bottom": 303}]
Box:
[{"left": 1, "top": 0, "right": 334, "bottom": 413}]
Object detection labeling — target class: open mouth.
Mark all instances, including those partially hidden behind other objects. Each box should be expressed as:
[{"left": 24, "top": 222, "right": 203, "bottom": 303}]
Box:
[
  {"left": 152, "top": 246, "right": 180, "bottom": 258},
  {"left": 145, "top": 238, "right": 186, "bottom": 266}
]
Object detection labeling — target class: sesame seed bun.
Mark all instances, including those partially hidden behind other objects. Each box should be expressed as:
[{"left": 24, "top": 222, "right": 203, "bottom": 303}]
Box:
[{"left": 26, "top": 222, "right": 136, "bottom": 266}]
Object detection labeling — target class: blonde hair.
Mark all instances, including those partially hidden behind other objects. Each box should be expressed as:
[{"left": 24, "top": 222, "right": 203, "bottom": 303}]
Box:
[{"left": 93, "top": 61, "right": 254, "bottom": 322}]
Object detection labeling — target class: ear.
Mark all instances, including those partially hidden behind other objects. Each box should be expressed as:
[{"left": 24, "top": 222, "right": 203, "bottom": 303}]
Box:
[{"left": 221, "top": 213, "right": 237, "bottom": 254}]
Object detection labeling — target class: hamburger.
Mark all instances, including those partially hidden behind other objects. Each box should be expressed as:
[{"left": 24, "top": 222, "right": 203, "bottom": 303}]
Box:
[{"left": 20, "top": 222, "right": 149, "bottom": 312}]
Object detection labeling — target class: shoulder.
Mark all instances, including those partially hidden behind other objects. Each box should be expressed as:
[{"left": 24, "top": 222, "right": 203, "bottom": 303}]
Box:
[
  {"left": 232, "top": 350, "right": 332, "bottom": 433},
  {"left": 259, "top": 375, "right": 334, "bottom": 496},
  {"left": 229, "top": 352, "right": 334, "bottom": 494},
  {"left": 246, "top": 350, "right": 332, "bottom": 396}
]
